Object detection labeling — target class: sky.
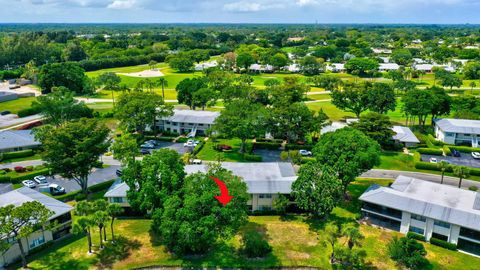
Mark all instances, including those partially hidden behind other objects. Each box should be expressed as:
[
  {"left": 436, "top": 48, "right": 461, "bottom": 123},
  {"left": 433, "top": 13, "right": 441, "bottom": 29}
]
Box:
[{"left": 0, "top": 0, "right": 480, "bottom": 24}]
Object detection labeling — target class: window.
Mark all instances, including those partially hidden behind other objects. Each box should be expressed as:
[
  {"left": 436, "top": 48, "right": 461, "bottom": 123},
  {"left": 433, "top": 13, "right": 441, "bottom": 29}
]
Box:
[
  {"left": 464, "top": 134, "right": 471, "bottom": 137},
  {"left": 434, "top": 220, "right": 451, "bottom": 229},
  {"left": 446, "top": 133, "right": 454, "bottom": 137},
  {"left": 166, "top": 121, "right": 170, "bottom": 124},
  {"left": 258, "top": 205, "right": 272, "bottom": 211},
  {"left": 409, "top": 226, "right": 425, "bottom": 235},
  {"left": 29, "top": 236, "right": 45, "bottom": 249},
  {"left": 411, "top": 214, "right": 426, "bottom": 222},
  {"left": 199, "top": 124, "right": 204, "bottom": 126},
  {"left": 113, "top": 197, "right": 124, "bottom": 203},
  {"left": 259, "top": 194, "right": 272, "bottom": 199}
]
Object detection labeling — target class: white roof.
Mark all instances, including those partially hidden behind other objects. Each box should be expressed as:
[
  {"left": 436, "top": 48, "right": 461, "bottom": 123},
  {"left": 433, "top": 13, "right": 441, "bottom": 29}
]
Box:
[
  {"left": 195, "top": 61, "right": 218, "bottom": 71},
  {"left": 392, "top": 126, "right": 420, "bottom": 143},
  {"left": 249, "top": 64, "right": 273, "bottom": 71},
  {"left": 161, "top": 109, "right": 220, "bottom": 125},
  {"left": 360, "top": 176, "right": 480, "bottom": 231},
  {"left": 104, "top": 179, "right": 130, "bottom": 198},
  {"left": 414, "top": 64, "right": 434, "bottom": 71},
  {"left": 435, "top": 118, "right": 480, "bottom": 135},
  {"left": 0, "top": 130, "right": 41, "bottom": 151},
  {"left": 379, "top": 63, "right": 400, "bottom": 70},
  {"left": 0, "top": 187, "right": 73, "bottom": 220},
  {"left": 286, "top": 64, "right": 300, "bottom": 72},
  {"left": 321, "top": 122, "right": 347, "bottom": 134},
  {"left": 327, "top": 63, "right": 345, "bottom": 71}
]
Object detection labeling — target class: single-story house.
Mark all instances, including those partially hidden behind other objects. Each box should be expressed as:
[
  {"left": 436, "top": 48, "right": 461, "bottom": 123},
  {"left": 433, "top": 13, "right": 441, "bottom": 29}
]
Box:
[
  {"left": 360, "top": 175, "right": 480, "bottom": 256},
  {"left": 284, "top": 64, "right": 300, "bottom": 73},
  {"left": 327, "top": 63, "right": 346, "bottom": 73},
  {"left": 155, "top": 109, "right": 220, "bottom": 137},
  {"left": 105, "top": 162, "right": 298, "bottom": 212},
  {"left": 249, "top": 64, "right": 274, "bottom": 73},
  {"left": 0, "top": 130, "right": 41, "bottom": 153},
  {"left": 414, "top": 64, "right": 434, "bottom": 72},
  {"left": 372, "top": 48, "right": 392, "bottom": 54},
  {"left": 434, "top": 118, "right": 480, "bottom": 147},
  {"left": 0, "top": 91, "right": 18, "bottom": 103},
  {"left": 379, "top": 57, "right": 390, "bottom": 63},
  {"left": 379, "top": 63, "right": 400, "bottom": 71},
  {"left": 392, "top": 126, "right": 420, "bottom": 147},
  {"left": 0, "top": 188, "right": 73, "bottom": 267},
  {"left": 195, "top": 61, "right": 218, "bottom": 71}
]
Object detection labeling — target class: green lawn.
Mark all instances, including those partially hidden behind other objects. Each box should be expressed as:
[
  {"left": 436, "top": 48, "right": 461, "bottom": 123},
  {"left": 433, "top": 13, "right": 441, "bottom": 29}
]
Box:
[
  {"left": 196, "top": 138, "right": 254, "bottom": 162},
  {"left": 0, "top": 97, "right": 36, "bottom": 114},
  {"left": 17, "top": 178, "right": 480, "bottom": 270},
  {"left": 0, "top": 153, "right": 42, "bottom": 164}
]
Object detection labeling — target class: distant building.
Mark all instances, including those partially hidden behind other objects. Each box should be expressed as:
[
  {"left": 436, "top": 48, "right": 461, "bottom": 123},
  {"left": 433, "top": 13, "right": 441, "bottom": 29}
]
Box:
[
  {"left": 327, "top": 63, "right": 346, "bottom": 72},
  {"left": 372, "top": 48, "right": 392, "bottom": 54},
  {"left": 195, "top": 61, "right": 218, "bottom": 71},
  {"left": 360, "top": 175, "right": 480, "bottom": 256},
  {"left": 155, "top": 109, "right": 220, "bottom": 137},
  {"left": 0, "top": 188, "right": 73, "bottom": 267},
  {"left": 434, "top": 118, "right": 480, "bottom": 147},
  {"left": 379, "top": 63, "right": 400, "bottom": 71},
  {"left": 105, "top": 162, "right": 298, "bottom": 212},
  {"left": 392, "top": 126, "right": 420, "bottom": 147},
  {"left": 285, "top": 64, "right": 300, "bottom": 73},
  {"left": 0, "top": 130, "right": 41, "bottom": 153},
  {"left": 249, "top": 64, "right": 274, "bottom": 73}
]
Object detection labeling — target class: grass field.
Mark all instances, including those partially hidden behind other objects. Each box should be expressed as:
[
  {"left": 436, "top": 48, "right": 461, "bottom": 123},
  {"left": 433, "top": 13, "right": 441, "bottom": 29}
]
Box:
[
  {"left": 196, "top": 138, "right": 253, "bottom": 162},
  {"left": 17, "top": 178, "right": 480, "bottom": 270},
  {"left": 0, "top": 97, "right": 36, "bottom": 113}
]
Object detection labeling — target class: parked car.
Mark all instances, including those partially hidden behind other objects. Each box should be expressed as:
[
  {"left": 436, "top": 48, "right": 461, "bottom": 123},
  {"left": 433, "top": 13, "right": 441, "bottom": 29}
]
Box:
[
  {"left": 141, "top": 149, "right": 150, "bottom": 155},
  {"left": 140, "top": 143, "right": 155, "bottom": 149},
  {"left": 0, "top": 110, "right": 11, "bottom": 116},
  {"left": 184, "top": 140, "right": 198, "bottom": 147},
  {"left": 33, "top": 175, "right": 48, "bottom": 184},
  {"left": 452, "top": 149, "right": 461, "bottom": 157},
  {"left": 39, "top": 184, "right": 66, "bottom": 195},
  {"left": 116, "top": 169, "right": 123, "bottom": 177},
  {"left": 429, "top": 157, "right": 438, "bottom": 163},
  {"left": 299, "top": 150, "right": 312, "bottom": 156},
  {"left": 191, "top": 159, "right": 202, "bottom": 164},
  {"left": 472, "top": 152, "right": 480, "bottom": 159},
  {"left": 22, "top": 180, "right": 37, "bottom": 188},
  {"left": 145, "top": 140, "right": 158, "bottom": 146}
]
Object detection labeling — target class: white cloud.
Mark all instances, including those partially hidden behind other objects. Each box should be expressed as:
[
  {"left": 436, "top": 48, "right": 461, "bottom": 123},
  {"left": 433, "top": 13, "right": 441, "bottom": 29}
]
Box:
[
  {"left": 108, "top": 0, "right": 137, "bottom": 9},
  {"left": 223, "top": 0, "right": 285, "bottom": 12}
]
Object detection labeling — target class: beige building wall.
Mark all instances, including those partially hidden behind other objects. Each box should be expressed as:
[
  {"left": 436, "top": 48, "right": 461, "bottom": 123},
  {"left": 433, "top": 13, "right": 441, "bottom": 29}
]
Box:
[{"left": 1, "top": 229, "right": 53, "bottom": 267}]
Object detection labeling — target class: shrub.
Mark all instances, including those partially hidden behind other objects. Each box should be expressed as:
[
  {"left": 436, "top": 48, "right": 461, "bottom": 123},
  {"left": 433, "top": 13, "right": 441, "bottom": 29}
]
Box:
[
  {"left": 469, "top": 168, "right": 480, "bottom": 176},
  {"left": 429, "top": 237, "right": 457, "bottom": 251},
  {"left": 469, "top": 186, "right": 479, "bottom": 192},
  {"left": 449, "top": 146, "right": 480, "bottom": 153},
  {"left": 280, "top": 151, "right": 289, "bottom": 161},
  {"left": 0, "top": 170, "right": 5, "bottom": 175},
  {"left": 10, "top": 168, "right": 51, "bottom": 183},
  {"left": 244, "top": 154, "right": 262, "bottom": 162},
  {"left": 256, "top": 138, "right": 283, "bottom": 143},
  {"left": 0, "top": 176, "right": 11, "bottom": 183},
  {"left": 193, "top": 141, "right": 205, "bottom": 155},
  {"left": 17, "top": 107, "right": 41, "bottom": 118},
  {"left": 215, "top": 144, "right": 232, "bottom": 151},
  {"left": 443, "top": 145, "right": 452, "bottom": 156},
  {"left": 241, "top": 231, "right": 272, "bottom": 258},
  {"left": 88, "top": 179, "right": 115, "bottom": 193},
  {"left": 253, "top": 142, "right": 281, "bottom": 150},
  {"left": 93, "top": 161, "right": 103, "bottom": 168},
  {"left": 388, "top": 237, "right": 429, "bottom": 270},
  {"left": 156, "top": 136, "right": 176, "bottom": 142},
  {"left": 74, "top": 193, "right": 87, "bottom": 201},
  {"left": 415, "top": 162, "right": 453, "bottom": 172},
  {"left": 427, "top": 134, "right": 445, "bottom": 146},
  {"left": 3, "top": 149, "right": 34, "bottom": 160},
  {"left": 407, "top": 232, "right": 425, "bottom": 241},
  {"left": 288, "top": 150, "right": 303, "bottom": 165},
  {"left": 416, "top": 148, "right": 443, "bottom": 155},
  {"left": 25, "top": 166, "right": 34, "bottom": 172},
  {"left": 301, "top": 157, "right": 316, "bottom": 164},
  {"left": 14, "top": 166, "right": 26, "bottom": 173}
]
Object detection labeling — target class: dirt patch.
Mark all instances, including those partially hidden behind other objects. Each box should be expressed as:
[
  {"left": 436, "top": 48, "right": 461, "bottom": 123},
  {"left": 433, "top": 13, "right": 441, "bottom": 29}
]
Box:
[{"left": 118, "top": 69, "right": 165, "bottom": 78}]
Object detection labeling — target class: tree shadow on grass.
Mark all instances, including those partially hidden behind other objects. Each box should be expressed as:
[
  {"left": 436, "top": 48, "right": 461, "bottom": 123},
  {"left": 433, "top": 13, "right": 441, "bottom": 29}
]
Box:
[{"left": 95, "top": 236, "right": 142, "bottom": 269}]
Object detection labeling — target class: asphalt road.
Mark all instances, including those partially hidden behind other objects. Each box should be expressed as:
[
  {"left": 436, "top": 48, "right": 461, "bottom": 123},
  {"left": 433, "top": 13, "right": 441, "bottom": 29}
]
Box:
[
  {"left": 145, "top": 142, "right": 189, "bottom": 155},
  {"left": 253, "top": 149, "right": 282, "bottom": 162},
  {"left": 421, "top": 153, "right": 480, "bottom": 169}
]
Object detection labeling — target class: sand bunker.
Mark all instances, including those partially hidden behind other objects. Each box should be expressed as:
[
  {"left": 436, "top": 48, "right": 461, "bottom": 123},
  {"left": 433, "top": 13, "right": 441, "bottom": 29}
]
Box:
[{"left": 118, "top": 69, "right": 165, "bottom": 78}]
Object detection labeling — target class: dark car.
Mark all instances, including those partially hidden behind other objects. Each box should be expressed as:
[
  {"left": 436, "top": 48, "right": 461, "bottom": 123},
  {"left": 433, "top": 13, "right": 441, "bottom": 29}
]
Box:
[
  {"left": 0, "top": 110, "right": 11, "bottom": 116},
  {"left": 141, "top": 149, "right": 150, "bottom": 155},
  {"left": 452, "top": 149, "right": 461, "bottom": 157},
  {"left": 116, "top": 169, "right": 123, "bottom": 177}
]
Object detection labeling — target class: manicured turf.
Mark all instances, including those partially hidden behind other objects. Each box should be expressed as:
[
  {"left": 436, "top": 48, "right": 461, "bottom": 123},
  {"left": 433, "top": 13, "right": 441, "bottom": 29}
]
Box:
[
  {"left": 18, "top": 178, "right": 480, "bottom": 270},
  {"left": 0, "top": 97, "right": 36, "bottom": 114},
  {"left": 196, "top": 138, "right": 253, "bottom": 162}
]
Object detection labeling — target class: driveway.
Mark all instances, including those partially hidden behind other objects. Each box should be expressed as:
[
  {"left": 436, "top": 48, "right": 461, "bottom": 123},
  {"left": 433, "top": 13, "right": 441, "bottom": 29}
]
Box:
[
  {"left": 253, "top": 149, "right": 282, "bottom": 162},
  {"left": 421, "top": 154, "right": 480, "bottom": 168},
  {"left": 148, "top": 142, "right": 189, "bottom": 155}
]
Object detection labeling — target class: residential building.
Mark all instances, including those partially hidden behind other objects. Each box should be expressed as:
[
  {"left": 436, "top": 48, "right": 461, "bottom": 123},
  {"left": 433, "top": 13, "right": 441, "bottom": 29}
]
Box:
[
  {"left": 359, "top": 176, "right": 480, "bottom": 256},
  {"left": 392, "top": 126, "right": 420, "bottom": 147},
  {"left": 155, "top": 109, "right": 220, "bottom": 137},
  {"left": 434, "top": 118, "right": 480, "bottom": 147},
  {"left": 0, "top": 188, "right": 73, "bottom": 267},
  {"left": 249, "top": 64, "right": 274, "bottom": 73},
  {"left": 372, "top": 48, "right": 392, "bottom": 54},
  {"left": 327, "top": 63, "right": 346, "bottom": 72},
  {"left": 105, "top": 162, "right": 297, "bottom": 211},
  {"left": 0, "top": 130, "right": 41, "bottom": 153},
  {"left": 379, "top": 63, "right": 400, "bottom": 71},
  {"left": 195, "top": 61, "right": 218, "bottom": 71}
]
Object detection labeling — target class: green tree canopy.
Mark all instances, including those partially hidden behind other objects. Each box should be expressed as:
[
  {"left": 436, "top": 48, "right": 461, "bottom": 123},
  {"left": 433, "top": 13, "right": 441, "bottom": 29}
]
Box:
[
  {"left": 38, "top": 62, "right": 91, "bottom": 94},
  {"left": 350, "top": 112, "right": 395, "bottom": 148}
]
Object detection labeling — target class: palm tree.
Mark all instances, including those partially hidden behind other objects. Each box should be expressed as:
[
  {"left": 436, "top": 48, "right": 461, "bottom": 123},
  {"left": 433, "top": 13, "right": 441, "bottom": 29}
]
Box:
[
  {"left": 324, "top": 223, "right": 340, "bottom": 264},
  {"left": 135, "top": 80, "right": 145, "bottom": 92},
  {"left": 437, "top": 160, "right": 450, "bottom": 184},
  {"left": 107, "top": 203, "right": 124, "bottom": 243},
  {"left": 470, "top": 81, "right": 477, "bottom": 95},
  {"left": 156, "top": 77, "right": 169, "bottom": 99},
  {"left": 453, "top": 165, "right": 470, "bottom": 188},
  {"left": 93, "top": 211, "right": 109, "bottom": 249},
  {"left": 144, "top": 78, "right": 155, "bottom": 93},
  {"left": 341, "top": 224, "right": 364, "bottom": 250},
  {"left": 73, "top": 216, "right": 94, "bottom": 253},
  {"left": 94, "top": 200, "right": 109, "bottom": 242}
]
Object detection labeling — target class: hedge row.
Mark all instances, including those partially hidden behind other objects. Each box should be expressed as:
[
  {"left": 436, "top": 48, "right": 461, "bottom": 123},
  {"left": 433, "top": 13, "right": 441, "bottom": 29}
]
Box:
[
  {"left": 449, "top": 146, "right": 480, "bottom": 153},
  {"left": 443, "top": 145, "right": 452, "bottom": 156},
  {"left": 0, "top": 176, "right": 11, "bottom": 183},
  {"left": 427, "top": 134, "right": 446, "bottom": 146},
  {"left": 55, "top": 179, "right": 116, "bottom": 202},
  {"left": 417, "top": 148, "right": 443, "bottom": 155},
  {"left": 193, "top": 141, "right": 206, "bottom": 155},
  {"left": 430, "top": 237, "right": 457, "bottom": 251},
  {"left": 301, "top": 157, "right": 316, "bottom": 164},
  {"left": 1, "top": 149, "right": 35, "bottom": 160},
  {"left": 0, "top": 68, "right": 23, "bottom": 80},
  {"left": 285, "top": 144, "right": 314, "bottom": 151},
  {"left": 414, "top": 162, "right": 453, "bottom": 172},
  {"left": 17, "top": 107, "right": 41, "bottom": 118},
  {"left": 244, "top": 154, "right": 263, "bottom": 162},
  {"left": 78, "top": 53, "right": 167, "bottom": 72},
  {"left": 256, "top": 138, "right": 284, "bottom": 143},
  {"left": 10, "top": 168, "right": 51, "bottom": 183},
  {"left": 253, "top": 142, "right": 281, "bottom": 150},
  {"left": 407, "top": 232, "right": 425, "bottom": 241}
]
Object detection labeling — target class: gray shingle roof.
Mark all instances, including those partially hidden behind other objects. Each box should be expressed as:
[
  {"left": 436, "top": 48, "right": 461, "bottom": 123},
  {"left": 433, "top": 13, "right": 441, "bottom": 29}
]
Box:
[
  {"left": 105, "top": 162, "right": 297, "bottom": 199},
  {"left": 160, "top": 109, "right": 220, "bottom": 125},
  {"left": 0, "top": 130, "right": 41, "bottom": 151},
  {"left": 359, "top": 175, "right": 480, "bottom": 231},
  {"left": 435, "top": 118, "right": 480, "bottom": 135},
  {"left": 392, "top": 126, "right": 420, "bottom": 143},
  {"left": 0, "top": 187, "right": 73, "bottom": 220}
]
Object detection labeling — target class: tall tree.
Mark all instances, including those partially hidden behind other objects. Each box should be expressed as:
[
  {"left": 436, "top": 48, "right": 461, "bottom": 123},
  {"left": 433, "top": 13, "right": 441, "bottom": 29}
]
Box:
[
  {"left": 38, "top": 62, "right": 90, "bottom": 94},
  {"left": 331, "top": 82, "right": 370, "bottom": 118},
  {"left": 437, "top": 160, "right": 450, "bottom": 185},
  {"left": 350, "top": 112, "right": 395, "bottom": 148},
  {"left": 291, "top": 164, "right": 343, "bottom": 217},
  {"left": 176, "top": 77, "right": 207, "bottom": 109},
  {"left": 97, "top": 72, "right": 121, "bottom": 105},
  {"left": 156, "top": 77, "right": 169, "bottom": 99},
  {"left": 299, "top": 55, "right": 324, "bottom": 75},
  {"left": 367, "top": 82, "right": 396, "bottom": 114},
  {"left": 313, "top": 128, "right": 381, "bottom": 194},
  {"left": 111, "top": 133, "right": 139, "bottom": 166},
  {"left": 92, "top": 211, "right": 109, "bottom": 249},
  {"left": 72, "top": 216, "right": 94, "bottom": 254},
  {"left": 35, "top": 118, "right": 110, "bottom": 194},
  {"left": 0, "top": 202, "right": 53, "bottom": 268},
  {"left": 107, "top": 203, "right": 124, "bottom": 243},
  {"left": 402, "top": 89, "right": 434, "bottom": 126},
  {"left": 454, "top": 166, "right": 470, "bottom": 188}
]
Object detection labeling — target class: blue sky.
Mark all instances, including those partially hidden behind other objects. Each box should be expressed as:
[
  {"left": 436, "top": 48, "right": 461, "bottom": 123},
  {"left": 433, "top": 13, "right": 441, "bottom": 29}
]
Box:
[{"left": 1, "top": 0, "right": 479, "bottom": 24}]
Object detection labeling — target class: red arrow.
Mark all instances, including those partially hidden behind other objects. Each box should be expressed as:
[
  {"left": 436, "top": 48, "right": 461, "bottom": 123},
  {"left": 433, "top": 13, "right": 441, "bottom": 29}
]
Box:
[{"left": 210, "top": 176, "right": 233, "bottom": 206}]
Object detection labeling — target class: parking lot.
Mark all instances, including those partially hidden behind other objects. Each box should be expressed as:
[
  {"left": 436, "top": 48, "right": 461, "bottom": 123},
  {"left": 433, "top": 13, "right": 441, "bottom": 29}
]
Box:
[
  {"left": 253, "top": 149, "right": 282, "bottom": 162},
  {"left": 421, "top": 153, "right": 480, "bottom": 168},
  {"left": 143, "top": 141, "right": 190, "bottom": 155}
]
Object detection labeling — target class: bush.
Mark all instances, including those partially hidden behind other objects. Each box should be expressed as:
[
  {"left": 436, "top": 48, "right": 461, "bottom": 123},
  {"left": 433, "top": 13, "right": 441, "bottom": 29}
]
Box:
[
  {"left": 416, "top": 148, "right": 443, "bottom": 155},
  {"left": 93, "top": 161, "right": 103, "bottom": 168},
  {"left": 0, "top": 176, "right": 11, "bottom": 183},
  {"left": 74, "top": 193, "right": 87, "bottom": 201},
  {"left": 414, "top": 162, "right": 453, "bottom": 172},
  {"left": 449, "top": 145, "right": 480, "bottom": 153},
  {"left": 193, "top": 141, "right": 205, "bottom": 155},
  {"left": 17, "top": 107, "right": 41, "bottom": 118},
  {"left": 285, "top": 144, "right": 314, "bottom": 151},
  {"left": 469, "top": 186, "right": 479, "bottom": 192},
  {"left": 388, "top": 237, "right": 429, "bottom": 270},
  {"left": 468, "top": 168, "right": 480, "bottom": 176},
  {"left": 3, "top": 149, "right": 34, "bottom": 160},
  {"left": 156, "top": 136, "right": 176, "bottom": 142},
  {"left": 25, "top": 166, "right": 34, "bottom": 172},
  {"left": 407, "top": 232, "right": 425, "bottom": 241},
  {"left": 215, "top": 144, "right": 232, "bottom": 151},
  {"left": 14, "top": 166, "right": 26, "bottom": 173},
  {"left": 301, "top": 157, "right": 316, "bottom": 164},
  {"left": 256, "top": 138, "right": 283, "bottom": 143},
  {"left": 427, "top": 134, "right": 445, "bottom": 146},
  {"left": 253, "top": 142, "right": 281, "bottom": 150},
  {"left": 9, "top": 168, "right": 51, "bottom": 183},
  {"left": 280, "top": 151, "right": 289, "bottom": 161},
  {"left": 429, "top": 237, "right": 457, "bottom": 251},
  {"left": 443, "top": 145, "right": 452, "bottom": 156},
  {"left": 244, "top": 154, "right": 263, "bottom": 162},
  {"left": 88, "top": 179, "right": 116, "bottom": 193},
  {"left": 241, "top": 231, "right": 272, "bottom": 258}
]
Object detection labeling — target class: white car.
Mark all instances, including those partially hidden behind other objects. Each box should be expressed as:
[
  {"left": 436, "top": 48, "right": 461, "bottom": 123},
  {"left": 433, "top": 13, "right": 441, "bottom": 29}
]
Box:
[
  {"left": 140, "top": 143, "right": 155, "bottom": 149},
  {"left": 34, "top": 175, "right": 48, "bottom": 184},
  {"left": 183, "top": 140, "right": 198, "bottom": 147},
  {"left": 429, "top": 157, "right": 438, "bottom": 163},
  {"left": 22, "top": 180, "right": 37, "bottom": 188},
  {"left": 299, "top": 150, "right": 313, "bottom": 156},
  {"left": 472, "top": 152, "right": 480, "bottom": 159}
]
